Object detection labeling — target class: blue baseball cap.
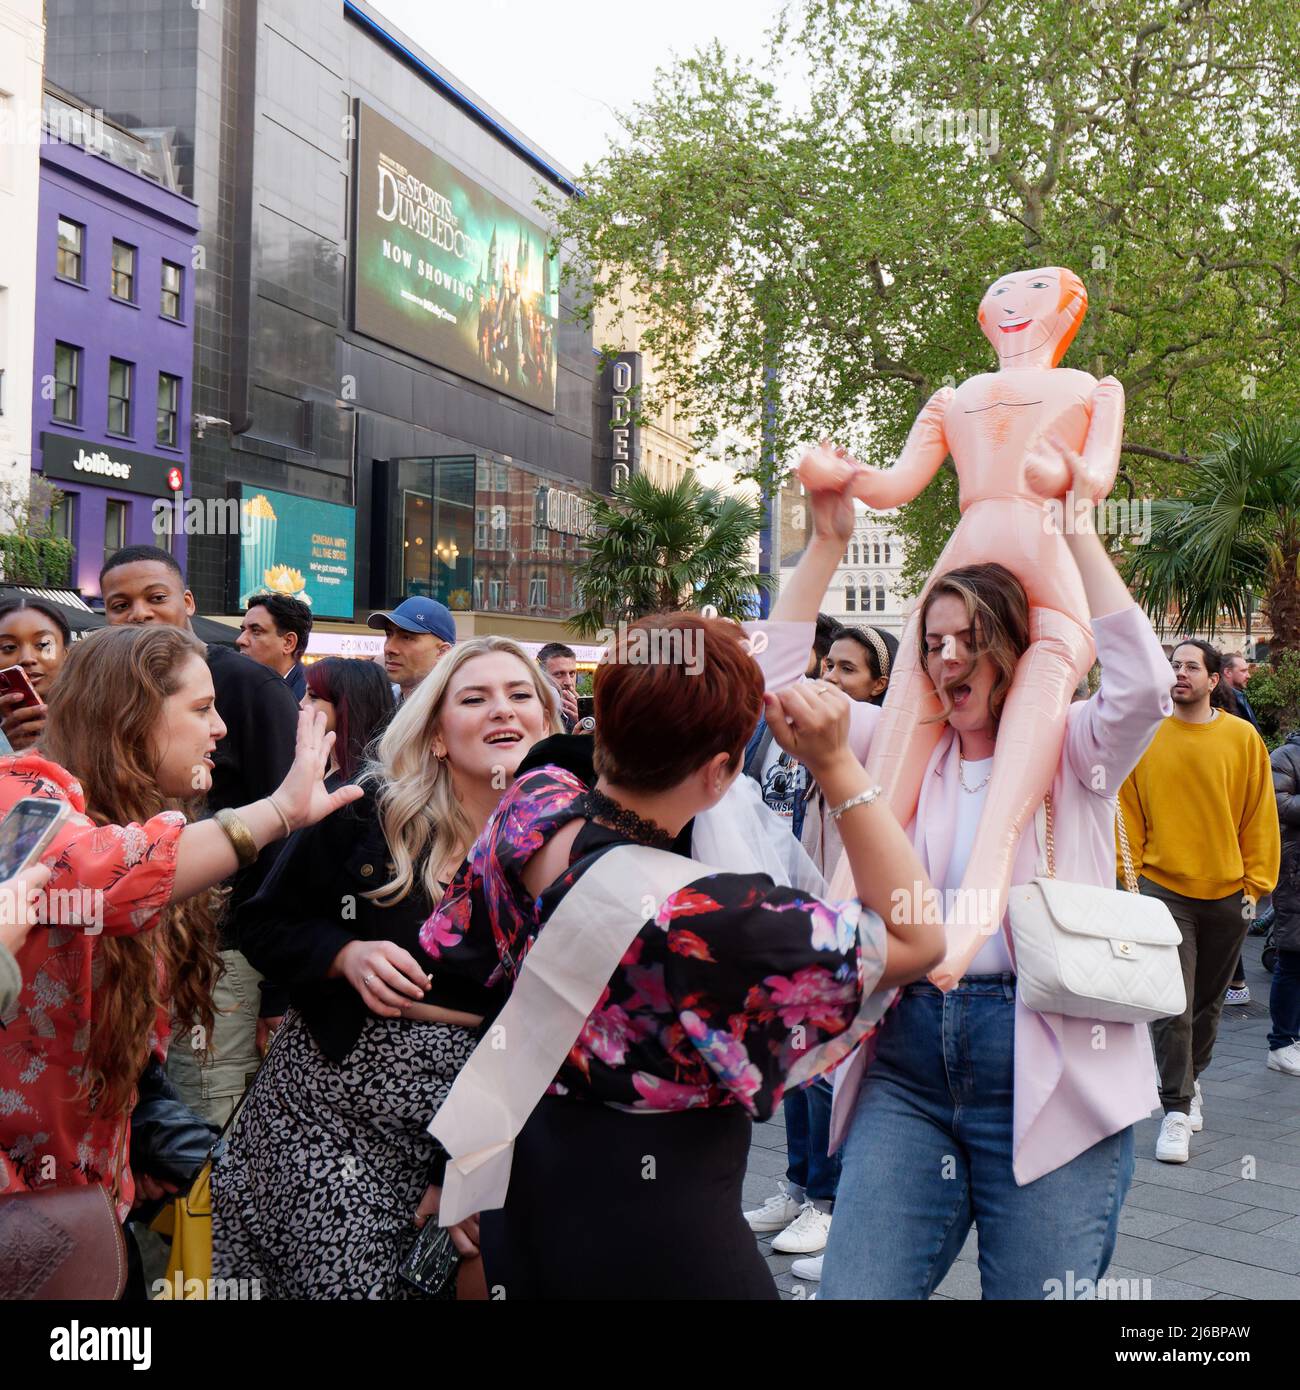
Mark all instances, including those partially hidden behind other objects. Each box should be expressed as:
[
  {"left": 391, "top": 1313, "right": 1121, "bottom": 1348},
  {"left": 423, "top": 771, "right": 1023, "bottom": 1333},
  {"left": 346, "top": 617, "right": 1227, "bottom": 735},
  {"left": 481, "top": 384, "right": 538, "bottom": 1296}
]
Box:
[{"left": 367, "top": 597, "right": 457, "bottom": 644}]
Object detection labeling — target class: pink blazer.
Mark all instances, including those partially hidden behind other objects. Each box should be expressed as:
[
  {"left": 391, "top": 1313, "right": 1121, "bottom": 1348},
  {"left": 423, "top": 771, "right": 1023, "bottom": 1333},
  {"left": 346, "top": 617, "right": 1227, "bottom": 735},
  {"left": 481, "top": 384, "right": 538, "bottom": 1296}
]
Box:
[{"left": 750, "top": 604, "right": 1173, "bottom": 1183}]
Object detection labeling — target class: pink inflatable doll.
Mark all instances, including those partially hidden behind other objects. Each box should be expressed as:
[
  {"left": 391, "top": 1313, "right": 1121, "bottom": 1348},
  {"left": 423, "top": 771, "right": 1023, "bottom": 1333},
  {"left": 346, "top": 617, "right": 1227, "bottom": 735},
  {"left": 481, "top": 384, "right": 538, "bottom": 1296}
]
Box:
[{"left": 801, "top": 267, "right": 1125, "bottom": 984}]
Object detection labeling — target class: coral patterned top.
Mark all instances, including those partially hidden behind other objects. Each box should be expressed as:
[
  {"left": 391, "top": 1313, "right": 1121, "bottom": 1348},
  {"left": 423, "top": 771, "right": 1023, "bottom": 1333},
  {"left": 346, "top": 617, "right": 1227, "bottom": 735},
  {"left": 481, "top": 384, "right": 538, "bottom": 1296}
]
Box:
[
  {"left": 0, "top": 755, "right": 185, "bottom": 1219},
  {"left": 420, "top": 766, "right": 888, "bottom": 1117}
]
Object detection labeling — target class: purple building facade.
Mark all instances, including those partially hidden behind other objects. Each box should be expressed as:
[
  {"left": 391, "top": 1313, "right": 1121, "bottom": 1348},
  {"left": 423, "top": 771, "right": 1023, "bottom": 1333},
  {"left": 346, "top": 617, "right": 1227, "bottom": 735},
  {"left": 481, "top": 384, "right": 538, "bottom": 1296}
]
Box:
[{"left": 32, "top": 90, "right": 198, "bottom": 596}]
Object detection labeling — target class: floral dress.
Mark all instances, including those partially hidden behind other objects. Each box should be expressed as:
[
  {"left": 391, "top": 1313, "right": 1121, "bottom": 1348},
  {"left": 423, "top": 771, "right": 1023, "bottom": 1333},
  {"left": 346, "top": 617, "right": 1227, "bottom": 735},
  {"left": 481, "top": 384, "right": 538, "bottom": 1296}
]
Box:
[
  {"left": 0, "top": 754, "right": 185, "bottom": 1218},
  {"left": 420, "top": 766, "right": 889, "bottom": 1119}
]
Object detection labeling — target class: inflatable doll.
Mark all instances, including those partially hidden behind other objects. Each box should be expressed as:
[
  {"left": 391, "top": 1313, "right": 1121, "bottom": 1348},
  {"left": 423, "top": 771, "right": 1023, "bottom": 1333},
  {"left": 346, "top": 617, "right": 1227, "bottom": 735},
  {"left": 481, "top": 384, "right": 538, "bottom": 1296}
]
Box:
[{"left": 801, "top": 267, "right": 1125, "bottom": 982}]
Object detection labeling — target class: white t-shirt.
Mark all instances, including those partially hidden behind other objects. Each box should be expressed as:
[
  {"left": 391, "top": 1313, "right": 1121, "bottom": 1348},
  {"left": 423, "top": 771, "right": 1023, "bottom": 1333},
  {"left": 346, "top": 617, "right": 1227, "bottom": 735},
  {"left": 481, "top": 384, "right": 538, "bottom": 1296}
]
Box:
[
  {"left": 944, "top": 757, "right": 1014, "bottom": 975},
  {"left": 758, "top": 737, "right": 808, "bottom": 825}
]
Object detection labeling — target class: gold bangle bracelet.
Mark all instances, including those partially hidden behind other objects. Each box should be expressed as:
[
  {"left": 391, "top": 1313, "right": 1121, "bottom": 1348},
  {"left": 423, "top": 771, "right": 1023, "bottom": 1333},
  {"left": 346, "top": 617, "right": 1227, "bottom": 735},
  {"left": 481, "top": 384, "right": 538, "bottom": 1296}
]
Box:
[
  {"left": 214, "top": 808, "right": 259, "bottom": 868},
  {"left": 265, "top": 795, "right": 292, "bottom": 838}
]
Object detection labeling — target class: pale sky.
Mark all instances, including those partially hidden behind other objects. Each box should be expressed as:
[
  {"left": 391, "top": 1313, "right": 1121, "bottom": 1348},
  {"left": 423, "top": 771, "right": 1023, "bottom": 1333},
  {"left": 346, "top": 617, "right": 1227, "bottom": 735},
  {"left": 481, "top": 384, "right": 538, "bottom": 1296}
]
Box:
[{"left": 370, "top": 0, "right": 789, "bottom": 174}]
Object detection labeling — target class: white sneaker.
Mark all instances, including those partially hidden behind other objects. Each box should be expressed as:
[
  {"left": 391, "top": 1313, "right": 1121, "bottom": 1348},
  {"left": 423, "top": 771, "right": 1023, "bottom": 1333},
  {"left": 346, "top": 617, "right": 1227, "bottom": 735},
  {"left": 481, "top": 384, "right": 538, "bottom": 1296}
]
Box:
[
  {"left": 1189, "top": 1080, "right": 1204, "bottom": 1132},
  {"left": 772, "top": 1202, "right": 832, "bottom": 1254},
  {"left": 1225, "top": 985, "right": 1251, "bottom": 1005},
  {"left": 1268, "top": 1043, "right": 1300, "bottom": 1076},
  {"left": 1156, "top": 1112, "right": 1192, "bottom": 1163},
  {"left": 791, "top": 1254, "right": 823, "bottom": 1282},
  {"left": 744, "top": 1183, "right": 803, "bottom": 1233}
]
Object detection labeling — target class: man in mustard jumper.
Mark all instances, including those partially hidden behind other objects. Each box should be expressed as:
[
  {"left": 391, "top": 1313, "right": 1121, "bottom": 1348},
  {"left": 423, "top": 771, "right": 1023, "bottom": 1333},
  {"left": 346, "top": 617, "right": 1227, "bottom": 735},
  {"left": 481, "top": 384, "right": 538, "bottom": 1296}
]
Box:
[{"left": 1118, "top": 639, "right": 1280, "bottom": 1163}]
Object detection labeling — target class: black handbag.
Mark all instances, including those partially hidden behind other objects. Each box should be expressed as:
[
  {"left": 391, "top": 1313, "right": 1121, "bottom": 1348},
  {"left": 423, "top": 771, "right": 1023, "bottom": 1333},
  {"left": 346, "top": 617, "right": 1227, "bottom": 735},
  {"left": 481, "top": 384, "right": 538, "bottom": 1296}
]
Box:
[{"left": 128, "top": 1059, "right": 220, "bottom": 1222}]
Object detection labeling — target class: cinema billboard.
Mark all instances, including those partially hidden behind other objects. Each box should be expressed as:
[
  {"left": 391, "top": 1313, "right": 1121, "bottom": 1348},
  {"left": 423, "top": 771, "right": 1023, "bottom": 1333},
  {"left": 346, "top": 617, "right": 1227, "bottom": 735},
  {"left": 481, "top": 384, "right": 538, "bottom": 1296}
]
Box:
[{"left": 352, "top": 103, "right": 558, "bottom": 413}]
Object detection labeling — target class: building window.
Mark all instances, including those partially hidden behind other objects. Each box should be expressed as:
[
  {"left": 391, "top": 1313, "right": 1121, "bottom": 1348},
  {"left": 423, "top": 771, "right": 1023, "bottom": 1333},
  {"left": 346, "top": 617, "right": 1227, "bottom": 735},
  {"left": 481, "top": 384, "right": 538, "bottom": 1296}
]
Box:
[
  {"left": 488, "top": 578, "right": 504, "bottom": 609},
  {"left": 532, "top": 524, "right": 549, "bottom": 554},
  {"left": 472, "top": 576, "right": 484, "bottom": 610},
  {"left": 161, "top": 261, "right": 183, "bottom": 320},
  {"left": 528, "top": 574, "right": 547, "bottom": 608},
  {"left": 875, "top": 581, "right": 886, "bottom": 612},
  {"left": 108, "top": 358, "right": 132, "bottom": 436},
  {"left": 53, "top": 342, "right": 80, "bottom": 423},
  {"left": 51, "top": 492, "right": 76, "bottom": 542},
  {"left": 156, "top": 372, "right": 180, "bottom": 446},
  {"left": 844, "top": 579, "right": 856, "bottom": 613},
  {"left": 104, "top": 499, "right": 127, "bottom": 554},
  {"left": 155, "top": 499, "right": 175, "bottom": 553},
  {"left": 859, "top": 584, "right": 871, "bottom": 611},
  {"left": 884, "top": 541, "right": 891, "bottom": 564},
  {"left": 57, "top": 218, "right": 84, "bottom": 282},
  {"left": 873, "top": 541, "right": 881, "bottom": 563},
  {"left": 850, "top": 542, "right": 859, "bottom": 564},
  {"left": 111, "top": 240, "right": 135, "bottom": 301}
]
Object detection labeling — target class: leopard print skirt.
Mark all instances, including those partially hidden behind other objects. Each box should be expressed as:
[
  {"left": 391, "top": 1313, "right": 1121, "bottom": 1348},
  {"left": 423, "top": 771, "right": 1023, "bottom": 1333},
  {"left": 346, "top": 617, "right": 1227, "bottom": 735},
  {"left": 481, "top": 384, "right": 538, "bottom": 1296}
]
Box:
[{"left": 211, "top": 1008, "right": 475, "bottom": 1299}]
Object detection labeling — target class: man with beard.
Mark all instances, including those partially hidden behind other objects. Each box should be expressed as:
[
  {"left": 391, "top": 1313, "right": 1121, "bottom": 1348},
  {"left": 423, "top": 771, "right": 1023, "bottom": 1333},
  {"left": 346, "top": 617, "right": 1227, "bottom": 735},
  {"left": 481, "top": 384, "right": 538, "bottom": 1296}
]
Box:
[{"left": 1118, "top": 639, "right": 1279, "bottom": 1163}]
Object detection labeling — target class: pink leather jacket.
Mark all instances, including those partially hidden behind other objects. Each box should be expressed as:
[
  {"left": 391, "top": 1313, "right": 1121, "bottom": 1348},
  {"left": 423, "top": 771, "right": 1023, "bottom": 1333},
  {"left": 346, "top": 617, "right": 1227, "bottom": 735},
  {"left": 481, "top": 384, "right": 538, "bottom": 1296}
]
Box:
[{"left": 750, "top": 603, "right": 1172, "bottom": 1183}]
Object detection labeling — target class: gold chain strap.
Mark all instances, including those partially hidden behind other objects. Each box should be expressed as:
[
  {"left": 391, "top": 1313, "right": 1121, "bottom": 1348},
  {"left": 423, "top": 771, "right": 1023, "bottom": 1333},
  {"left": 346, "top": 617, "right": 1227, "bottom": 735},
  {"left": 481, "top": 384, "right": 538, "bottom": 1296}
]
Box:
[
  {"left": 1043, "top": 792, "right": 1139, "bottom": 894},
  {"left": 1115, "top": 801, "right": 1140, "bottom": 895}
]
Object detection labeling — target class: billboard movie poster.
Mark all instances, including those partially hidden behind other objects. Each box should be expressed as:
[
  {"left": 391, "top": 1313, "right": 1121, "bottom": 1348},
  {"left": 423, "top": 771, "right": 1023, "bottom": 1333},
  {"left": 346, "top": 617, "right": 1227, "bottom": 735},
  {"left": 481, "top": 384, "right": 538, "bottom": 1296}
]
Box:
[
  {"left": 238, "top": 487, "right": 356, "bottom": 619},
  {"left": 352, "top": 103, "right": 558, "bottom": 413}
]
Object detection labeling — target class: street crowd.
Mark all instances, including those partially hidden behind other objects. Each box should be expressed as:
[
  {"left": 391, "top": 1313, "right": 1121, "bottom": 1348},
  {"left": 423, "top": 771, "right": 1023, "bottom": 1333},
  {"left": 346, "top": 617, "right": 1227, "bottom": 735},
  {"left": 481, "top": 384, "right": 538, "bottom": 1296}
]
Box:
[{"left": 0, "top": 474, "right": 1285, "bottom": 1301}]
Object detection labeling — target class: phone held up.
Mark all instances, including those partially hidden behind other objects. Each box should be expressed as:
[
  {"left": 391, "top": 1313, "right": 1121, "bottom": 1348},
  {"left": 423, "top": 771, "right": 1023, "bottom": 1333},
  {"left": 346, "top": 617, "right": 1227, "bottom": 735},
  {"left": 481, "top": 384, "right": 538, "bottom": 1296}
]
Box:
[
  {"left": 0, "top": 666, "right": 42, "bottom": 711},
  {"left": 0, "top": 797, "right": 69, "bottom": 882}
]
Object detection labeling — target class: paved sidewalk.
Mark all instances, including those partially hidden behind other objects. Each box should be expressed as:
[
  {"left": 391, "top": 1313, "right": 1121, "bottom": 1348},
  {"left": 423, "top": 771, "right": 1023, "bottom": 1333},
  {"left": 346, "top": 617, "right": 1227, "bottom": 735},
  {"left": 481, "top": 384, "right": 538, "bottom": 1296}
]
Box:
[{"left": 745, "top": 932, "right": 1300, "bottom": 1299}]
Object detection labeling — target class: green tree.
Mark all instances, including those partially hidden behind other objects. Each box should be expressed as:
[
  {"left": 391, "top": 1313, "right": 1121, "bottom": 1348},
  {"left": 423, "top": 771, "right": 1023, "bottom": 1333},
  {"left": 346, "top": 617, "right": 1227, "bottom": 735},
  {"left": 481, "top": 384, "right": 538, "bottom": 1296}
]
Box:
[
  {"left": 0, "top": 474, "right": 73, "bottom": 586},
  {"left": 546, "top": 0, "right": 1300, "bottom": 591},
  {"left": 1124, "top": 416, "right": 1300, "bottom": 656},
  {"left": 570, "top": 472, "right": 773, "bottom": 637}
]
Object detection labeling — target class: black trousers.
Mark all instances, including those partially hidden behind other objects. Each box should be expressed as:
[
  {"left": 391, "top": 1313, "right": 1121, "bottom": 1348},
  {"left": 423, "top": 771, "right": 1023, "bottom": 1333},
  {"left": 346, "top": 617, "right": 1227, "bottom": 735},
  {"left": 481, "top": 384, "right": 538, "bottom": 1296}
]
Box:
[
  {"left": 481, "top": 1096, "right": 777, "bottom": 1300},
  {"left": 1141, "top": 877, "right": 1251, "bottom": 1114}
]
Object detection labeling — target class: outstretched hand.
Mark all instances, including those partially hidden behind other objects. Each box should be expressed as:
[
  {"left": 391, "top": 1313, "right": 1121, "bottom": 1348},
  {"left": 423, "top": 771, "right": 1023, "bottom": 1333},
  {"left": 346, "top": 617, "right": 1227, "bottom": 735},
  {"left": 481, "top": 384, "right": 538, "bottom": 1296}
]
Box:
[{"left": 271, "top": 708, "right": 364, "bottom": 833}]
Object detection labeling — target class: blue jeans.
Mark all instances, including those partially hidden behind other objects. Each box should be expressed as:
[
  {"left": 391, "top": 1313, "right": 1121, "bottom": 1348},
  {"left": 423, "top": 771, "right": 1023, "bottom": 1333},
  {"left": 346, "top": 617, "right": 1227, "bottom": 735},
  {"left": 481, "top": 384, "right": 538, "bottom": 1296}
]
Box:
[
  {"left": 784, "top": 1078, "right": 840, "bottom": 1203},
  {"left": 821, "top": 975, "right": 1135, "bottom": 1300},
  {"left": 1268, "top": 948, "right": 1300, "bottom": 1052}
]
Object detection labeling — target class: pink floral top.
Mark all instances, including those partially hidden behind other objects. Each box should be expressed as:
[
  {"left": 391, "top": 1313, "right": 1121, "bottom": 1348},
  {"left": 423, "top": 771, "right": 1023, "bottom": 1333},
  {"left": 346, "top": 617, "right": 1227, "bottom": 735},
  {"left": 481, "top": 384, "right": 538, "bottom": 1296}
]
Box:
[
  {"left": 421, "top": 766, "right": 886, "bottom": 1118},
  {"left": 0, "top": 755, "right": 186, "bottom": 1219}
]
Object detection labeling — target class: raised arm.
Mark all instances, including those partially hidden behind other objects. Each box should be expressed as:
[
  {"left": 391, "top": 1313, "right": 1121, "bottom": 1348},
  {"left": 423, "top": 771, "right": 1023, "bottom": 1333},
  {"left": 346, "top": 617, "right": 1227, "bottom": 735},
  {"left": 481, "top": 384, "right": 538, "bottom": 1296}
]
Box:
[
  {"left": 799, "top": 388, "right": 953, "bottom": 511},
  {"left": 1060, "top": 521, "right": 1174, "bottom": 800},
  {"left": 749, "top": 481, "right": 877, "bottom": 761}
]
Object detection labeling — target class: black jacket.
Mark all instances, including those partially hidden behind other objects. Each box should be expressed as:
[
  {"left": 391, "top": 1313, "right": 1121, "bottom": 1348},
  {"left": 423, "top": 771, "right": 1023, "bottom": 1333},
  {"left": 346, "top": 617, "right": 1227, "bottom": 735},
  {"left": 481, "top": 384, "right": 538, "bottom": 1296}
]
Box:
[
  {"left": 205, "top": 643, "right": 300, "bottom": 950},
  {"left": 237, "top": 781, "right": 499, "bottom": 1063},
  {"left": 1272, "top": 734, "right": 1300, "bottom": 953}
]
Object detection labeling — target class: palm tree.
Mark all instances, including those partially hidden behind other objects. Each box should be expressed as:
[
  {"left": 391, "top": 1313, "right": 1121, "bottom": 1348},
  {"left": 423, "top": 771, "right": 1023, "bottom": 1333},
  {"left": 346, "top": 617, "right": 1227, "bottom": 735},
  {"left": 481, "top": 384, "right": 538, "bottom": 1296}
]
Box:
[
  {"left": 570, "top": 471, "right": 773, "bottom": 638},
  {"left": 1124, "top": 417, "right": 1300, "bottom": 655}
]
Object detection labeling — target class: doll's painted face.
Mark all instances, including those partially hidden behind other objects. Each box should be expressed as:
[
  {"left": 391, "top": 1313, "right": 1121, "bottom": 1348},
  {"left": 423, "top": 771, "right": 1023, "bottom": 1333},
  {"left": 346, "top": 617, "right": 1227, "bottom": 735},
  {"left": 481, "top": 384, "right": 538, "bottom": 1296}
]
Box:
[{"left": 977, "top": 267, "right": 1084, "bottom": 368}]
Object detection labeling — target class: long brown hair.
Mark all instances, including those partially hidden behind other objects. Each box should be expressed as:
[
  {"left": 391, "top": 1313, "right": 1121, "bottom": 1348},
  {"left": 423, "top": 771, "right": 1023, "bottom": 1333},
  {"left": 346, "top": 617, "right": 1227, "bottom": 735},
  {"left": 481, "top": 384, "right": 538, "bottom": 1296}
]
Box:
[
  {"left": 42, "top": 625, "right": 221, "bottom": 1117},
  {"left": 918, "top": 564, "right": 1030, "bottom": 729}
]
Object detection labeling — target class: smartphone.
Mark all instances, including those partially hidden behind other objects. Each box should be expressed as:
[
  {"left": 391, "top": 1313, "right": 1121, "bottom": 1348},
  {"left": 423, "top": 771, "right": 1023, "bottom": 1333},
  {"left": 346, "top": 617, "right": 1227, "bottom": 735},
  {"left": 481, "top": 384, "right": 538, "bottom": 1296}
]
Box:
[
  {"left": 397, "top": 1219, "right": 460, "bottom": 1299},
  {"left": 0, "top": 799, "right": 69, "bottom": 880},
  {"left": 577, "top": 696, "right": 594, "bottom": 721},
  {"left": 0, "top": 667, "right": 41, "bottom": 711}
]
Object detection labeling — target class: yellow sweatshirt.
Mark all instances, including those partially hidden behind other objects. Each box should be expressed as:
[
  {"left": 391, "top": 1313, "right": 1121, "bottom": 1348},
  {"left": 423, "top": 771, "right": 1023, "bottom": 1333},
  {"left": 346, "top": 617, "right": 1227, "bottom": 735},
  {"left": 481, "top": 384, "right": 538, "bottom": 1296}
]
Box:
[{"left": 1117, "top": 711, "right": 1280, "bottom": 902}]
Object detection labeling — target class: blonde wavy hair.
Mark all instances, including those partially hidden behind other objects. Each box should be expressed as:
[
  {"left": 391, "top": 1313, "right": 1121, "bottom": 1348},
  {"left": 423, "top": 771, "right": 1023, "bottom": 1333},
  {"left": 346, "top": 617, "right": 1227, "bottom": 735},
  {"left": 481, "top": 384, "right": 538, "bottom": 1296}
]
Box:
[{"left": 363, "top": 636, "right": 563, "bottom": 907}]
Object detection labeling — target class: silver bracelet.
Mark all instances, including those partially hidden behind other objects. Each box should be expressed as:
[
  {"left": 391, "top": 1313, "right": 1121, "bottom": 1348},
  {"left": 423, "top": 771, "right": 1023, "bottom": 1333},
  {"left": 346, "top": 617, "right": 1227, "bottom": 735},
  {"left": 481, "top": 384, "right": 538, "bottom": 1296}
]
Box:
[{"left": 828, "top": 785, "right": 883, "bottom": 821}]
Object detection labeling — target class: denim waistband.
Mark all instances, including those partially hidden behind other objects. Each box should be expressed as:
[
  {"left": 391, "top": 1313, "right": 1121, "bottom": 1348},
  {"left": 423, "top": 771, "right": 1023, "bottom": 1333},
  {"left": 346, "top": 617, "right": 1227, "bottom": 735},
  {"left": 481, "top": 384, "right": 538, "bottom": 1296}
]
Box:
[{"left": 903, "top": 972, "right": 1016, "bottom": 1001}]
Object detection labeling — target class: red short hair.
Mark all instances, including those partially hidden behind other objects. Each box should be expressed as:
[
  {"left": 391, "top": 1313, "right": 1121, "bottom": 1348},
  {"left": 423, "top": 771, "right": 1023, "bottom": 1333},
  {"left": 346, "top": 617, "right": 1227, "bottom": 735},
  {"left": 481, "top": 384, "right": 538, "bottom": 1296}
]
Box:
[{"left": 593, "top": 613, "right": 764, "bottom": 793}]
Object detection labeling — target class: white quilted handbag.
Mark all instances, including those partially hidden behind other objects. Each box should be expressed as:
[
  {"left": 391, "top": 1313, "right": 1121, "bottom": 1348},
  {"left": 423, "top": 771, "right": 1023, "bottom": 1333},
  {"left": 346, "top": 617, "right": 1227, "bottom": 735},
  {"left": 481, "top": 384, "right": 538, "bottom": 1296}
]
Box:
[{"left": 1008, "top": 796, "right": 1186, "bottom": 1024}]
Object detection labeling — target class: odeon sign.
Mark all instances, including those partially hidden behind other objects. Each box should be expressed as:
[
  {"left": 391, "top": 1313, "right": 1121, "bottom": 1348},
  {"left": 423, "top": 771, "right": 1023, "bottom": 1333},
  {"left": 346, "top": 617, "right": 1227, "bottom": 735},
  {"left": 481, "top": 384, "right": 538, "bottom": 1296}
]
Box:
[{"left": 534, "top": 485, "right": 593, "bottom": 538}]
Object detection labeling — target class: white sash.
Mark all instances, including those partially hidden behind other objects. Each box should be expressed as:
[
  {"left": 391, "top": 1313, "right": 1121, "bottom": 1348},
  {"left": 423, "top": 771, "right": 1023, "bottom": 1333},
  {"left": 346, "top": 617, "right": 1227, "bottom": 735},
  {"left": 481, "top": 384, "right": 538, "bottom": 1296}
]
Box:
[{"left": 430, "top": 844, "right": 721, "bottom": 1227}]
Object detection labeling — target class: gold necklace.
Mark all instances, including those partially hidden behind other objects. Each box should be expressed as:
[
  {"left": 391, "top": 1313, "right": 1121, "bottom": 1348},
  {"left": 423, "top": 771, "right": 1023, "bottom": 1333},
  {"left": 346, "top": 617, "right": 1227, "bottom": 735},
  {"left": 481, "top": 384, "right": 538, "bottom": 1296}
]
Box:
[{"left": 958, "top": 756, "right": 992, "bottom": 793}]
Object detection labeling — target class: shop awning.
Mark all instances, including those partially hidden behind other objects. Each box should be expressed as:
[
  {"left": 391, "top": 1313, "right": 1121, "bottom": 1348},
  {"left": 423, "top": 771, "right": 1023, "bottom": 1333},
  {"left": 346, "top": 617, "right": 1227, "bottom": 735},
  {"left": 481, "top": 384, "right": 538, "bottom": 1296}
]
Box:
[
  {"left": 0, "top": 585, "right": 102, "bottom": 633},
  {"left": 0, "top": 586, "right": 240, "bottom": 646}
]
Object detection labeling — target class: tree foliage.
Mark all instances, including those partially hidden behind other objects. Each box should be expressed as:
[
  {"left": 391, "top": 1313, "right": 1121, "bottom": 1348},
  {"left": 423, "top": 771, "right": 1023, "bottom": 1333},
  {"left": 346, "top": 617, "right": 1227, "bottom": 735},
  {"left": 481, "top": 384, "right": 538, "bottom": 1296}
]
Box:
[
  {"left": 569, "top": 472, "right": 773, "bottom": 637},
  {"left": 546, "top": 0, "right": 1300, "bottom": 591},
  {"left": 1124, "top": 416, "right": 1300, "bottom": 654}
]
